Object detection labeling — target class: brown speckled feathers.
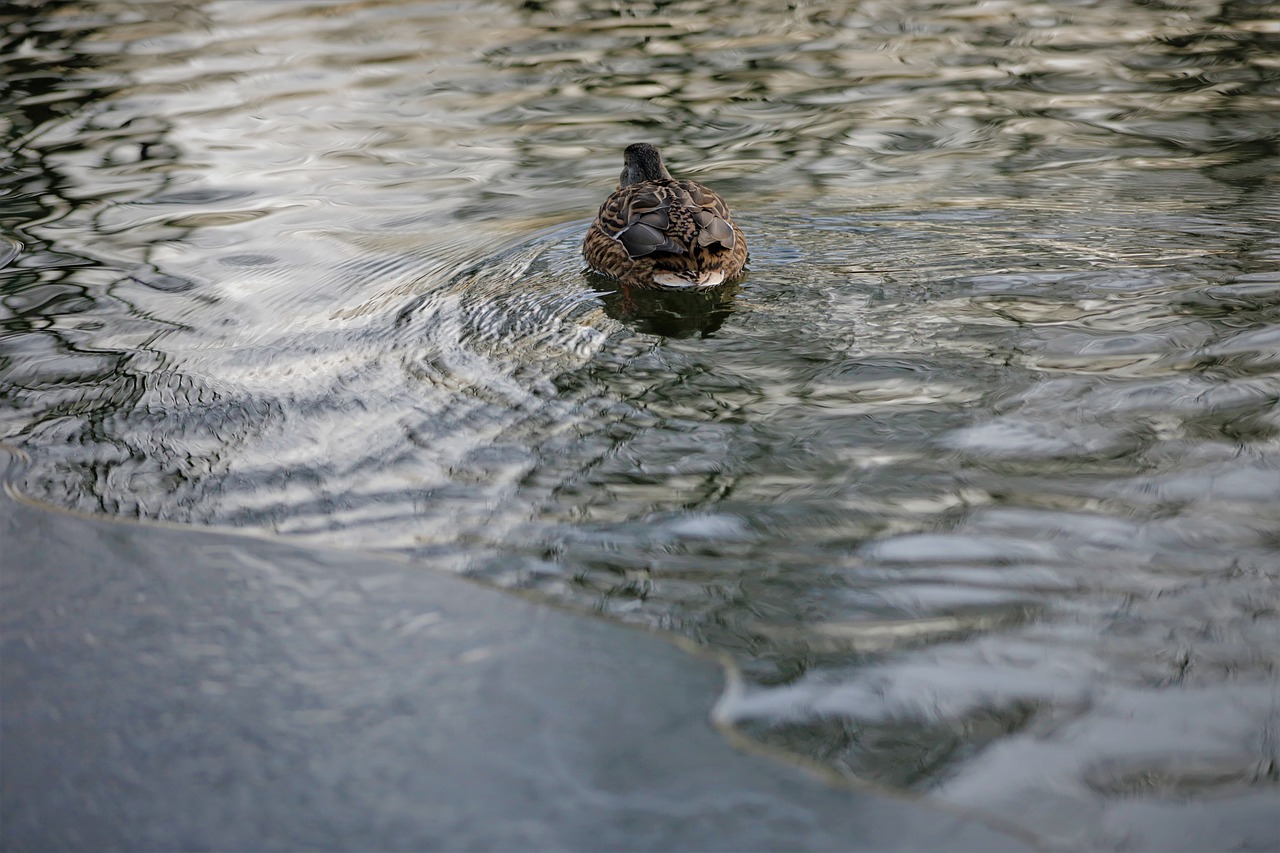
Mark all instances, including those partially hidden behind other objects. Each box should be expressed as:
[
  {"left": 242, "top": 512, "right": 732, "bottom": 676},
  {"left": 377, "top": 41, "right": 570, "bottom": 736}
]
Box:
[{"left": 584, "top": 144, "right": 747, "bottom": 289}]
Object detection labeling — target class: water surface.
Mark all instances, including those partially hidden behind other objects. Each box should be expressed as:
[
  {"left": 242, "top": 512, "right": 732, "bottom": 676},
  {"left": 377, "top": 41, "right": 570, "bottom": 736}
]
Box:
[{"left": 2, "top": 0, "right": 1278, "bottom": 849}]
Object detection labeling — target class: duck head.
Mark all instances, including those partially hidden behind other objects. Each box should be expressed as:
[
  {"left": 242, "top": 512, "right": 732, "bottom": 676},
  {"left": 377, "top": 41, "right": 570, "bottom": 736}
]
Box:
[{"left": 619, "top": 143, "right": 673, "bottom": 187}]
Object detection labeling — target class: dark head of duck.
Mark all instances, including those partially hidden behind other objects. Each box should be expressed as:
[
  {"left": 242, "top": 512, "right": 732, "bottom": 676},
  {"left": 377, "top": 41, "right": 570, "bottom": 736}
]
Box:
[{"left": 619, "top": 143, "right": 673, "bottom": 187}]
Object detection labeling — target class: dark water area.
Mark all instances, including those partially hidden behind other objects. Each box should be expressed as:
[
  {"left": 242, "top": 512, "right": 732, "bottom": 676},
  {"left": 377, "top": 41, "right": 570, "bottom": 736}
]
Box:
[{"left": 2, "top": 0, "right": 1278, "bottom": 848}]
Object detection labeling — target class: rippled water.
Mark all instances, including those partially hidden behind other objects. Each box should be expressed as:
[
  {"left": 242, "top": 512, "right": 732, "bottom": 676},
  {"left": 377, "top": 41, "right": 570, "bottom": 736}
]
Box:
[{"left": 3, "top": 0, "right": 1279, "bottom": 848}]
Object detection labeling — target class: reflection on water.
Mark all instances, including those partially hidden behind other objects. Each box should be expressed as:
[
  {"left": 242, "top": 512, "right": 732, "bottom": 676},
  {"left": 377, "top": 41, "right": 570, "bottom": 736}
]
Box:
[
  {"left": 2, "top": 0, "right": 1278, "bottom": 848},
  {"left": 596, "top": 280, "right": 739, "bottom": 338}
]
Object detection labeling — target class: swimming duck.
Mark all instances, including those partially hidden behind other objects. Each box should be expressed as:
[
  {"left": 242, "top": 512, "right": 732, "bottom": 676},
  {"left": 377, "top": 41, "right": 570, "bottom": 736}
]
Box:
[{"left": 583, "top": 143, "right": 747, "bottom": 289}]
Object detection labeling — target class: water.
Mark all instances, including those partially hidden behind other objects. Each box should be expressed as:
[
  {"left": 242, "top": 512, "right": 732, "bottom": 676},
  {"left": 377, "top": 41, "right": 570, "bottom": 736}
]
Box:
[{"left": 2, "top": 0, "right": 1278, "bottom": 848}]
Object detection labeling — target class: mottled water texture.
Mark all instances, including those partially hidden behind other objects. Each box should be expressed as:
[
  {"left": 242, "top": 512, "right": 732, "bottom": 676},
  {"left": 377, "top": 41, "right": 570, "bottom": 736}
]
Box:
[{"left": 2, "top": 0, "right": 1278, "bottom": 849}]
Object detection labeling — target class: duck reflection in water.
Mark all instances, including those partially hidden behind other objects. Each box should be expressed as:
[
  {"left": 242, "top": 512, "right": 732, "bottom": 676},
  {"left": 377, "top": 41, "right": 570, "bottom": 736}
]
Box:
[{"left": 594, "top": 277, "right": 739, "bottom": 339}]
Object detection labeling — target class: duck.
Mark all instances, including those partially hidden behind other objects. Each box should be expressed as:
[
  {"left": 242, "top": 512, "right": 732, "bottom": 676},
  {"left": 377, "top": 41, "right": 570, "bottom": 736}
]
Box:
[{"left": 583, "top": 143, "right": 747, "bottom": 290}]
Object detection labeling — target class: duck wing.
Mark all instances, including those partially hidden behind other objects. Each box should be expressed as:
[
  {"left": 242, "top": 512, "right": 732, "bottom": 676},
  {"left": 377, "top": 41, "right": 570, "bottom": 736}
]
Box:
[
  {"left": 680, "top": 181, "right": 737, "bottom": 251},
  {"left": 596, "top": 181, "right": 737, "bottom": 260}
]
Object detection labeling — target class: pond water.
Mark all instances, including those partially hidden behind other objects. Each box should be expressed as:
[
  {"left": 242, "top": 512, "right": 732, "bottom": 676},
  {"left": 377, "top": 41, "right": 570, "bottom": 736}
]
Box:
[{"left": 2, "top": 0, "right": 1278, "bottom": 848}]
